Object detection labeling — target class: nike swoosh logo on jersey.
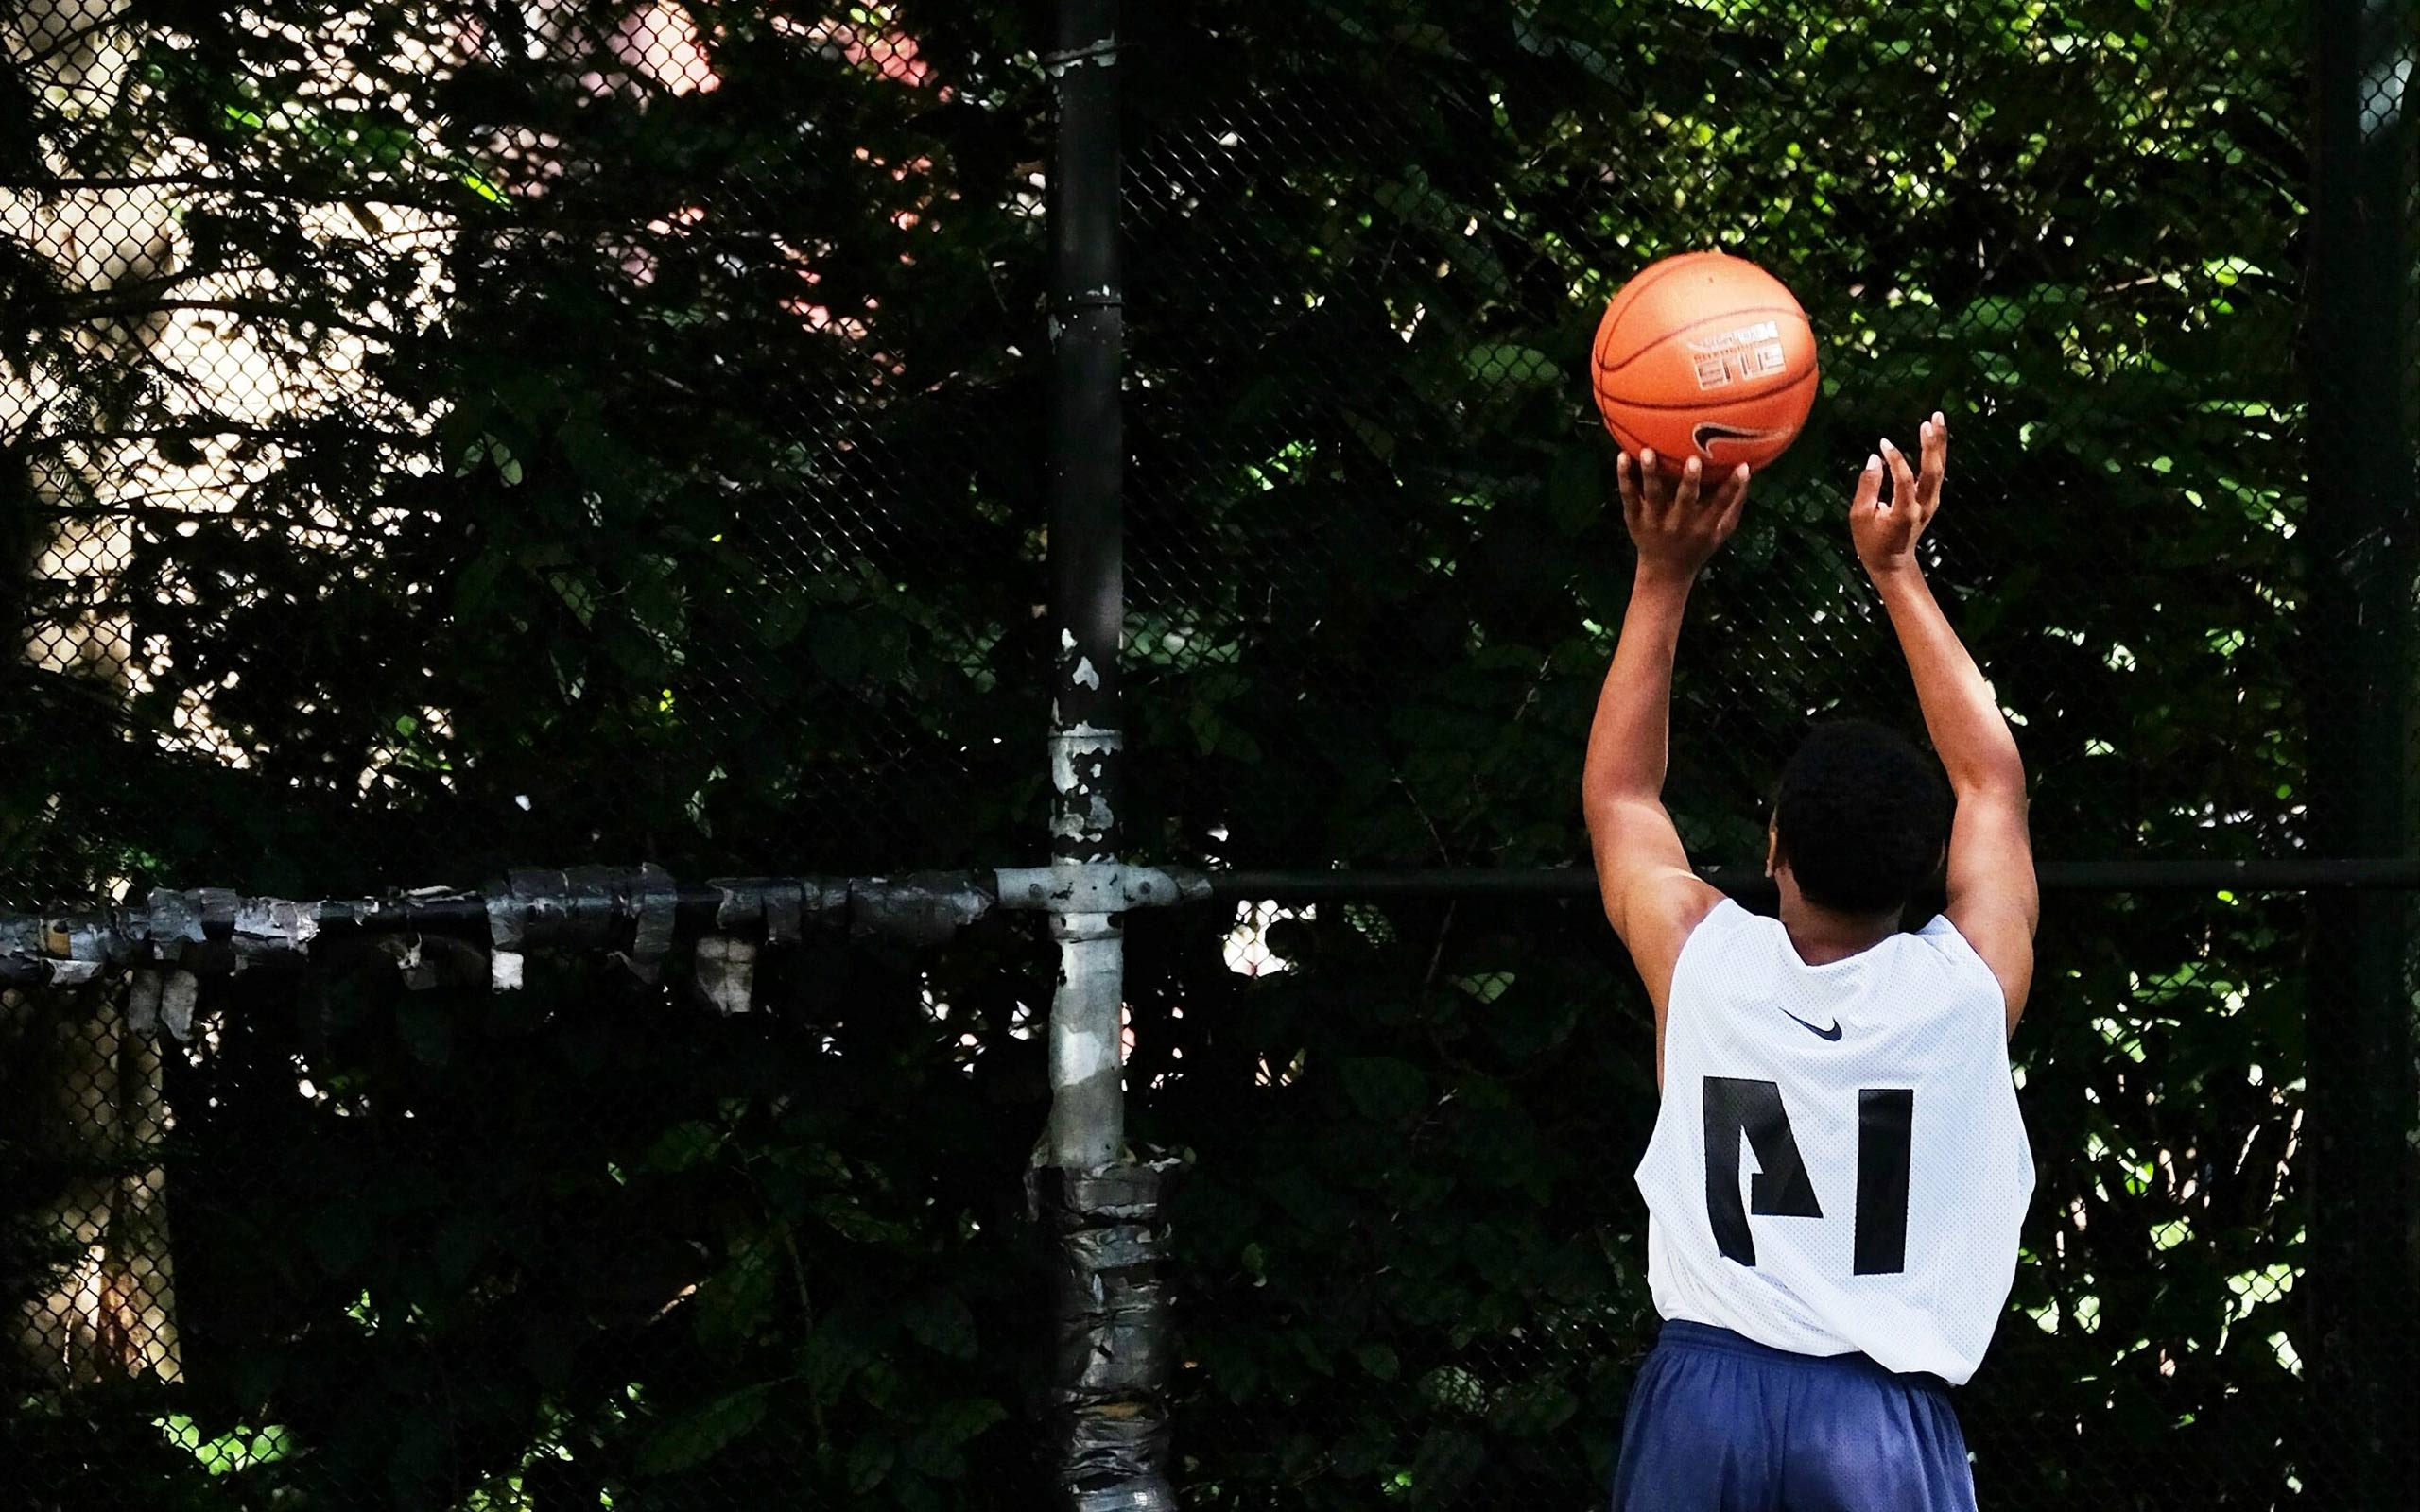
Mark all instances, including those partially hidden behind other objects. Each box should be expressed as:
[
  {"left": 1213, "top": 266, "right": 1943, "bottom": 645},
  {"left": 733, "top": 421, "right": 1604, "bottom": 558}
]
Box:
[{"left": 1780, "top": 1007, "right": 1843, "bottom": 1040}]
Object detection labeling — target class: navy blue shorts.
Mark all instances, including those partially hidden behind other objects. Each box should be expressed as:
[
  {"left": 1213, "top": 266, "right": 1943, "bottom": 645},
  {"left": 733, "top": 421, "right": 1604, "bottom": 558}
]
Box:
[{"left": 1611, "top": 1321, "right": 1977, "bottom": 1512}]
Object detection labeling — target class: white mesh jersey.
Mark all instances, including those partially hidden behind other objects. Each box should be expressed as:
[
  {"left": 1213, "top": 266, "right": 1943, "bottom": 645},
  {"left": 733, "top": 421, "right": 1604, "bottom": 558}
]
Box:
[{"left": 1634, "top": 899, "right": 2033, "bottom": 1384}]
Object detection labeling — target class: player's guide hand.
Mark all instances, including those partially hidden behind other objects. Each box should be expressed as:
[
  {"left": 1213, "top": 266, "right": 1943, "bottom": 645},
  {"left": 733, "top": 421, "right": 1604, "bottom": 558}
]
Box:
[
  {"left": 1616, "top": 450, "right": 1753, "bottom": 577},
  {"left": 1851, "top": 410, "right": 1950, "bottom": 580}
]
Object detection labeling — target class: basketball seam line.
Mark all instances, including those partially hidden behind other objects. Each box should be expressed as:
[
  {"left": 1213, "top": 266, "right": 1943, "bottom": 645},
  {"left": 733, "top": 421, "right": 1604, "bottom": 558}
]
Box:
[
  {"left": 1594, "top": 304, "right": 1812, "bottom": 382},
  {"left": 1592, "top": 252, "right": 1725, "bottom": 366}
]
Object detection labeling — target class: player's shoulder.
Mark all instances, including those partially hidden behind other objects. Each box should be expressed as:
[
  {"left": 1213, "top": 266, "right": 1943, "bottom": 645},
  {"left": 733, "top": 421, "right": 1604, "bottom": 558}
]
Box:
[
  {"left": 1908, "top": 910, "right": 1986, "bottom": 957},
  {"left": 1674, "top": 895, "right": 1757, "bottom": 952},
  {"left": 1904, "top": 913, "right": 2011, "bottom": 1002},
  {"left": 1668, "top": 897, "right": 1770, "bottom": 982}
]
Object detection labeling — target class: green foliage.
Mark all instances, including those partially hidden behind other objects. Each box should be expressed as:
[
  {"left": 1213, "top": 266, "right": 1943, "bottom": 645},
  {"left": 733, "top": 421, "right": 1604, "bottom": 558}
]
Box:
[
  {"left": 1, "top": 0, "right": 1053, "bottom": 905},
  {"left": 1128, "top": 899, "right": 1655, "bottom": 1507},
  {"left": 1127, "top": 886, "right": 2314, "bottom": 1508},
  {"left": 1106, "top": 0, "right": 2325, "bottom": 1505},
  {"left": 1119, "top": 0, "right": 2307, "bottom": 881},
  {"left": 1, "top": 927, "right": 1054, "bottom": 1510}
]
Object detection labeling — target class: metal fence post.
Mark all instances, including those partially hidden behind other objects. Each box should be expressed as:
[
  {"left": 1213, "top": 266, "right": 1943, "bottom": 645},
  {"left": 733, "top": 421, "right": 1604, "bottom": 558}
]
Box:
[
  {"left": 1043, "top": 0, "right": 1127, "bottom": 1174},
  {"left": 2304, "top": 3, "right": 2416, "bottom": 1505},
  {"left": 1031, "top": 5, "right": 1178, "bottom": 1510}
]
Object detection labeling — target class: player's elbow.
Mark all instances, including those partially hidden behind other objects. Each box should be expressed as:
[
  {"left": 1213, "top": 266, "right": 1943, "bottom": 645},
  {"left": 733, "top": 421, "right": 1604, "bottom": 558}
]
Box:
[
  {"left": 1949, "top": 747, "right": 2028, "bottom": 806},
  {"left": 1583, "top": 787, "right": 1615, "bottom": 850},
  {"left": 1582, "top": 758, "right": 1662, "bottom": 819},
  {"left": 1584, "top": 789, "right": 1658, "bottom": 843},
  {"left": 1582, "top": 770, "right": 1619, "bottom": 832}
]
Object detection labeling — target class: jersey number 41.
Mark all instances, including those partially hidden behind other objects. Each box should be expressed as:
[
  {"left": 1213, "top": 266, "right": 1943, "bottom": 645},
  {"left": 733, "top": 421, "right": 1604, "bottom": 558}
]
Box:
[{"left": 1703, "top": 1076, "right": 1912, "bottom": 1276}]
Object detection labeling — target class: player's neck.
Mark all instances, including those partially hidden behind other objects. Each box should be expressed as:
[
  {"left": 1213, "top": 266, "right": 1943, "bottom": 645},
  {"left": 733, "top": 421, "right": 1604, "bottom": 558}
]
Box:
[{"left": 1775, "top": 895, "right": 1903, "bottom": 966}]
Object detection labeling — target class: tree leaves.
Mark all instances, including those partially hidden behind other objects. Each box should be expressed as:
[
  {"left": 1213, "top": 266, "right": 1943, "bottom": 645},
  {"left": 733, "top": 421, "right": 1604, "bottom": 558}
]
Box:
[
  {"left": 1338, "top": 1056, "right": 1432, "bottom": 1123},
  {"left": 635, "top": 1381, "right": 776, "bottom": 1476},
  {"left": 902, "top": 1290, "right": 981, "bottom": 1361}
]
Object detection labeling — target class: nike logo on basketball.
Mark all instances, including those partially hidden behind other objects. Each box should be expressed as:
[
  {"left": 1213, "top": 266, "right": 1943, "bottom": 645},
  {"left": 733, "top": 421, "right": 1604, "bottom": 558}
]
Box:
[
  {"left": 1692, "top": 421, "right": 1785, "bottom": 455},
  {"left": 1780, "top": 1007, "right": 1843, "bottom": 1040}
]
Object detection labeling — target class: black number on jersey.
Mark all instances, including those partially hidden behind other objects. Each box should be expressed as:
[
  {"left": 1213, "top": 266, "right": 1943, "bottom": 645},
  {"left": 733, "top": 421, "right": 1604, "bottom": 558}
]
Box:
[
  {"left": 1854, "top": 1089, "right": 1915, "bottom": 1274},
  {"left": 1702, "top": 1078, "right": 1914, "bottom": 1275},
  {"left": 1701, "top": 1077, "right": 1822, "bottom": 1264}
]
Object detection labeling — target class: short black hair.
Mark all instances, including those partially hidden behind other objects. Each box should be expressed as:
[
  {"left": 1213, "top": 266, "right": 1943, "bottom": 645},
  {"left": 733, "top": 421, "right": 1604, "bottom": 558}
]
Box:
[{"left": 1772, "top": 719, "right": 1950, "bottom": 915}]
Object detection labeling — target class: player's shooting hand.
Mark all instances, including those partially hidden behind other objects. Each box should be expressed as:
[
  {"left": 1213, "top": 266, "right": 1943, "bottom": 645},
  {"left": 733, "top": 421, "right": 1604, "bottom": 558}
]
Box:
[
  {"left": 1618, "top": 451, "right": 1751, "bottom": 578},
  {"left": 1851, "top": 411, "right": 1948, "bottom": 579}
]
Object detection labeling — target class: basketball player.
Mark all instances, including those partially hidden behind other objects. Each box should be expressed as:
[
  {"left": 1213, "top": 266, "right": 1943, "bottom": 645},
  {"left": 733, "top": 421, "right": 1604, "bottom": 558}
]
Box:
[{"left": 1585, "top": 414, "right": 2034, "bottom": 1511}]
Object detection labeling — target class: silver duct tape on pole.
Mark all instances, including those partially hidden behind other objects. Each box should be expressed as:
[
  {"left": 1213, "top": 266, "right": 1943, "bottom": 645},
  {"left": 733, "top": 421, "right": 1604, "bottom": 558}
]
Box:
[
  {"left": 0, "top": 867, "right": 1098, "bottom": 998},
  {"left": 483, "top": 876, "right": 527, "bottom": 991},
  {"left": 1040, "top": 0, "right": 1158, "bottom": 1502},
  {"left": 162, "top": 970, "right": 199, "bottom": 1040},
  {"left": 1027, "top": 1161, "right": 1182, "bottom": 1512},
  {"left": 0, "top": 866, "right": 1204, "bottom": 993},
  {"left": 232, "top": 898, "right": 320, "bottom": 962},
  {"left": 1042, "top": 731, "right": 1126, "bottom": 1168},
  {"left": 145, "top": 889, "right": 208, "bottom": 959},
  {"left": 692, "top": 936, "right": 757, "bottom": 1015},
  {"left": 707, "top": 877, "right": 819, "bottom": 944},
  {"left": 623, "top": 862, "right": 678, "bottom": 982},
  {"left": 849, "top": 872, "right": 996, "bottom": 946},
  {"left": 1050, "top": 724, "right": 1121, "bottom": 861},
  {"left": 127, "top": 969, "right": 165, "bottom": 1036},
  {"left": 1046, "top": 912, "right": 1124, "bottom": 1171}
]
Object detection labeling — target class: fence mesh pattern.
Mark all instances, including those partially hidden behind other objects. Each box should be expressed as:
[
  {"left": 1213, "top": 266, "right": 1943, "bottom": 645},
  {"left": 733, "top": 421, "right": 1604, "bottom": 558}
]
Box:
[
  {"left": 3, "top": 0, "right": 2414, "bottom": 1508},
  {"left": 2, "top": 0, "right": 1046, "bottom": 908}
]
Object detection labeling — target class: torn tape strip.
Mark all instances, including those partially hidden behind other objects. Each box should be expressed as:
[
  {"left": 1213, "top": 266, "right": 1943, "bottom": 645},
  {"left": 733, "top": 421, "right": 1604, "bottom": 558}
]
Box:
[
  {"left": 704, "top": 879, "right": 813, "bottom": 944},
  {"left": 766, "top": 881, "right": 804, "bottom": 944},
  {"left": 483, "top": 876, "right": 527, "bottom": 954},
  {"left": 1028, "top": 1160, "right": 1183, "bottom": 1512},
  {"left": 483, "top": 874, "right": 527, "bottom": 991},
  {"left": 0, "top": 915, "right": 43, "bottom": 972},
  {"left": 233, "top": 898, "right": 320, "bottom": 960},
  {"left": 510, "top": 868, "right": 574, "bottom": 944},
  {"left": 850, "top": 873, "right": 995, "bottom": 947},
  {"left": 162, "top": 969, "right": 199, "bottom": 1040},
  {"left": 1072, "top": 1476, "right": 1178, "bottom": 1512},
  {"left": 60, "top": 919, "right": 122, "bottom": 974},
  {"left": 709, "top": 879, "right": 763, "bottom": 934},
  {"left": 190, "top": 888, "right": 239, "bottom": 933},
  {"left": 693, "top": 936, "right": 756, "bottom": 1014},
  {"left": 626, "top": 862, "right": 677, "bottom": 979},
  {"left": 128, "top": 969, "right": 165, "bottom": 1035},
  {"left": 146, "top": 889, "right": 207, "bottom": 960},
  {"left": 806, "top": 878, "right": 850, "bottom": 932},
  {"left": 561, "top": 865, "right": 625, "bottom": 946}
]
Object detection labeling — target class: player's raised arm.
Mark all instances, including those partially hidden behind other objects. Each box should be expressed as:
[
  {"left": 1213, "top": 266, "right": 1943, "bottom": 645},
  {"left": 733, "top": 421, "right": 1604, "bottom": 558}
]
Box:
[
  {"left": 1852, "top": 412, "right": 2037, "bottom": 1032},
  {"left": 1584, "top": 453, "right": 1748, "bottom": 1043}
]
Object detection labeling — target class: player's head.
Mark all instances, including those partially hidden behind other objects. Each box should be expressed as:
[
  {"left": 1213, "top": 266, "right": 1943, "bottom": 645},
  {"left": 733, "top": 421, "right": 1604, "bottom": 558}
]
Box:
[{"left": 1768, "top": 719, "right": 1950, "bottom": 915}]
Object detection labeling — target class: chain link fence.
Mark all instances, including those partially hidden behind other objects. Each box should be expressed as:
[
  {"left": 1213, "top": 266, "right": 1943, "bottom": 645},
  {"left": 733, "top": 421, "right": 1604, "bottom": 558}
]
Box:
[
  {"left": 1117, "top": 1, "right": 2411, "bottom": 1505},
  {"left": 1131, "top": 885, "right": 2330, "bottom": 1508},
  {"left": 1, "top": 902, "right": 1061, "bottom": 1509},
  {"left": 2, "top": 0, "right": 2414, "bottom": 1508},
  {"left": 1, "top": 0, "right": 1046, "bottom": 907}
]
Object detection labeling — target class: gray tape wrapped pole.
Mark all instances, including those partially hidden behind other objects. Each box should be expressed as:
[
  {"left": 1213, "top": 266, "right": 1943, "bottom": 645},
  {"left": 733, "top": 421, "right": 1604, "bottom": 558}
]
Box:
[
  {"left": 1039, "top": 3, "right": 1174, "bottom": 1509},
  {"left": 1028, "top": 1162, "right": 1181, "bottom": 1512},
  {"left": 1044, "top": 0, "right": 1128, "bottom": 1175}
]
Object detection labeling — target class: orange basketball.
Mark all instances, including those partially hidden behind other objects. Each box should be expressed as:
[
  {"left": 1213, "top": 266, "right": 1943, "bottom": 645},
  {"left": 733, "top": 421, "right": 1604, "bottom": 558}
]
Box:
[{"left": 1590, "top": 250, "right": 1818, "bottom": 473}]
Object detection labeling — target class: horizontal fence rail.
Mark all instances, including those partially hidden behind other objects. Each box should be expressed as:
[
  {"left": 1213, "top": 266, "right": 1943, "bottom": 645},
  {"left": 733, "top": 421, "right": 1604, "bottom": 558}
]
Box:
[{"left": 9, "top": 853, "right": 2414, "bottom": 983}]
